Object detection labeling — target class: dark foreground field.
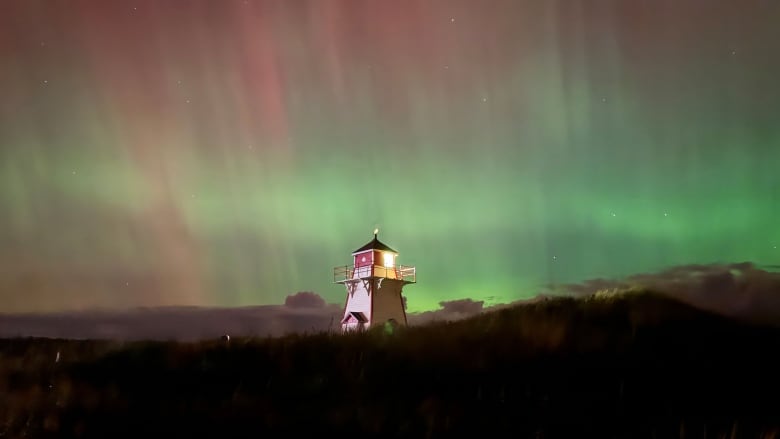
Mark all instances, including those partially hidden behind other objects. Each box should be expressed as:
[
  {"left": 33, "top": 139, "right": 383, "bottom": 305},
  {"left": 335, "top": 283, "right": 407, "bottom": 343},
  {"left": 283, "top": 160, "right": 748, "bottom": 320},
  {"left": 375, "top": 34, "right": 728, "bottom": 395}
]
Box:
[{"left": 2, "top": 291, "right": 780, "bottom": 438}]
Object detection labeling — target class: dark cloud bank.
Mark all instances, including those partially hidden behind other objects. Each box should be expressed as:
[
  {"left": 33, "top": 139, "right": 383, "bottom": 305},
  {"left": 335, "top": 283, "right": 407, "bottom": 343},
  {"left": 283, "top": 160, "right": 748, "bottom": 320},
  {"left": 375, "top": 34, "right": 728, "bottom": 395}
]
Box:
[
  {"left": 1, "top": 263, "right": 779, "bottom": 340},
  {"left": 558, "top": 262, "right": 780, "bottom": 325},
  {"left": 0, "top": 292, "right": 342, "bottom": 341}
]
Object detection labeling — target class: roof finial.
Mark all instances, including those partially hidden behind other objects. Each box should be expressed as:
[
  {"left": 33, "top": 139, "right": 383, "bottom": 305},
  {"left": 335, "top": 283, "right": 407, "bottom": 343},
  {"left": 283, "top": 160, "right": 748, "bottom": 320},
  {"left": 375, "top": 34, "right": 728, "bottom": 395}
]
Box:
[{"left": 374, "top": 228, "right": 379, "bottom": 239}]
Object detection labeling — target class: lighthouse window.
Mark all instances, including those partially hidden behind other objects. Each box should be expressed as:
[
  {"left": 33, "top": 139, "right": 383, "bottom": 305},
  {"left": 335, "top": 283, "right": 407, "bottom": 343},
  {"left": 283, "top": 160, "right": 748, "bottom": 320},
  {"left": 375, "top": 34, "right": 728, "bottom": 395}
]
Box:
[{"left": 383, "top": 252, "right": 394, "bottom": 267}]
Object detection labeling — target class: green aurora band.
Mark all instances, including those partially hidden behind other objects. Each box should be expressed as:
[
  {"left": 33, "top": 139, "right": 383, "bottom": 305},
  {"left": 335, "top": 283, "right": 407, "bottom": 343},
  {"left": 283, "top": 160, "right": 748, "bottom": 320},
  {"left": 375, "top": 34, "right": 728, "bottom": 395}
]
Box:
[{"left": 0, "top": 1, "right": 778, "bottom": 312}]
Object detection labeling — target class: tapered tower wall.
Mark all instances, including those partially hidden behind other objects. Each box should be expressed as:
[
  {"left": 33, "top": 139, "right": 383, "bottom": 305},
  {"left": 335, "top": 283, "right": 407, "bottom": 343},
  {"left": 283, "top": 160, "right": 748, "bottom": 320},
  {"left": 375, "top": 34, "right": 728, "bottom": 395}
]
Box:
[
  {"left": 342, "top": 281, "right": 372, "bottom": 331},
  {"left": 370, "top": 279, "right": 407, "bottom": 326}
]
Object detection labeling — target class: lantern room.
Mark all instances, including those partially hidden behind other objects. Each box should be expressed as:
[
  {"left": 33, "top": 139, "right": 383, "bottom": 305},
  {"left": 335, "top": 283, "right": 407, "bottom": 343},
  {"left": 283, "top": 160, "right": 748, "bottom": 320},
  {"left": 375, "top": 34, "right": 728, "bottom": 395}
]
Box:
[
  {"left": 334, "top": 230, "right": 416, "bottom": 284},
  {"left": 351, "top": 230, "right": 398, "bottom": 276}
]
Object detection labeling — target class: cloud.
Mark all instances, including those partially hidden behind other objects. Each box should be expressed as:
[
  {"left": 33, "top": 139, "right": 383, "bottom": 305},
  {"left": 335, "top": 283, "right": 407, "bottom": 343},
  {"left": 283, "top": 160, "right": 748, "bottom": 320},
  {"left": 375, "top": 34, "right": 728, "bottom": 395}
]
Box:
[
  {"left": 408, "top": 298, "right": 485, "bottom": 325},
  {"left": 0, "top": 292, "right": 342, "bottom": 341},
  {"left": 557, "top": 262, "right": 780, "bottom": 324},
  {"left": 441, "top": 298, "right": 484, "bottom": 315},
  {"left": 284, "top": 291, "right": 326, "bottom": 308}
]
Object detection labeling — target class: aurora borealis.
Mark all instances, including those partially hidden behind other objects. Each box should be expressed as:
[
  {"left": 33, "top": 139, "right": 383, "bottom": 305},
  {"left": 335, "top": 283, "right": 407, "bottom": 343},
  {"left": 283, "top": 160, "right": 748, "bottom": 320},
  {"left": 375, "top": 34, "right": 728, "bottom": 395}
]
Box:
[{"left": 1, "top": 1, "right": 778, "bottom": 314}]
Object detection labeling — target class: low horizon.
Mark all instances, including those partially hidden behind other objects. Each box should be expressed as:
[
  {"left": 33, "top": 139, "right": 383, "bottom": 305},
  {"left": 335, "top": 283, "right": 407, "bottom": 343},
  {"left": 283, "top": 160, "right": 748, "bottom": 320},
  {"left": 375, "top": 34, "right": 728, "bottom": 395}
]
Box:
[{"left": 2, "top": 261, "right": 779, "bottom": 341}]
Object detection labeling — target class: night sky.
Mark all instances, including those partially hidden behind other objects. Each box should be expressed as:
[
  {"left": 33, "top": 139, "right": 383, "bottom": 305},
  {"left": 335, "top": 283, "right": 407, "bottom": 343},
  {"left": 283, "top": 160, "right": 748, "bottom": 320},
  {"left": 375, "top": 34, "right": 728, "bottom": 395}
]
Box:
[{"left": 1, "top": 1, "right": 778, "bottom": 313}]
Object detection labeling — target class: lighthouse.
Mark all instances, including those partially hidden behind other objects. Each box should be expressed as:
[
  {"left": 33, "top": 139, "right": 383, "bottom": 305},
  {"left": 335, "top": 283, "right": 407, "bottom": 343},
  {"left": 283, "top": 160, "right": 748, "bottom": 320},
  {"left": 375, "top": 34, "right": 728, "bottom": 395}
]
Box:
[{"left": 334, "top": 230, "right": 416, "bottom": 332}]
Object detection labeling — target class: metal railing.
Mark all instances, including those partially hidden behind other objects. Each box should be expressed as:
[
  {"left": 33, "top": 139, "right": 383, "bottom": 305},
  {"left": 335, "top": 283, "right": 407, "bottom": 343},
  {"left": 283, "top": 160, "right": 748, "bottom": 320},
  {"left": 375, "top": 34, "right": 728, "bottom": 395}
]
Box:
[{"left": 333, "top": 264, "right": 416, "bottom": 283}]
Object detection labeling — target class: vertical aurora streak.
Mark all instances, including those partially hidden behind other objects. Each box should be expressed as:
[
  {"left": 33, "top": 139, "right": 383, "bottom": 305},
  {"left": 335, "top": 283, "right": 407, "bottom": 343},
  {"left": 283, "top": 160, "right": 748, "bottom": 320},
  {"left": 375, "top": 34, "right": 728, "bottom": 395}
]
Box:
[{"left": 0, "top": 0, "right": 778, "bottom": 312}]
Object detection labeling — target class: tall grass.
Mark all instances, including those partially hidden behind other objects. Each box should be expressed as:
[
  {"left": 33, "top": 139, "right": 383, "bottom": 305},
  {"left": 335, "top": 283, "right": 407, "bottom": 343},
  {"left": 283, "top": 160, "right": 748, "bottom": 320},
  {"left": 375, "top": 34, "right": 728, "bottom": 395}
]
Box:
[{"left": 1, "top": 289, "right": 779, "bottom": 438}]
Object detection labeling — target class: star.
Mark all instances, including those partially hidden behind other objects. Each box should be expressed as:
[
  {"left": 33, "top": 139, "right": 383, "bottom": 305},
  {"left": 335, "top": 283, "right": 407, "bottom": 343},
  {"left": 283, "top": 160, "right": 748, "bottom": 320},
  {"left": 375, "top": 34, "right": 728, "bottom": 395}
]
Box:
[
  {"left": 611, "top": 212, "right": 616, "bottom": 217},
  {"left": 602, "top": 97, "right": 607, "bottom": 102},
  {"left": 72, "top": 171, "right": 76, "bottom": 175},
  {"left": 185, "top": 99, "right": 191, "bottom": 104},
  {"left": 482, "top": 97, "right": 488, "bottom": 102},
  {"left": 664, "top": 212, "right": 668, "bottom": 217},
  {"left": 43, "top": 79, "right": 48, "bottom": 84},
  {"left": 450, "top": 18, "right": 455, "bottom": 23},
  {"left": 552, "top": 256, "right": 557, "bottom": 260}
]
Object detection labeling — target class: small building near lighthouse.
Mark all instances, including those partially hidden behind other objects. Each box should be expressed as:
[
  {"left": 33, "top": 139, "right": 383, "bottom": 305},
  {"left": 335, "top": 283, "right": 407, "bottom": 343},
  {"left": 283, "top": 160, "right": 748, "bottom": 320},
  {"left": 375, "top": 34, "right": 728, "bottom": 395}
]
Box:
[{"left": 334, "top": 230, "right": 416, "bottom": 332}]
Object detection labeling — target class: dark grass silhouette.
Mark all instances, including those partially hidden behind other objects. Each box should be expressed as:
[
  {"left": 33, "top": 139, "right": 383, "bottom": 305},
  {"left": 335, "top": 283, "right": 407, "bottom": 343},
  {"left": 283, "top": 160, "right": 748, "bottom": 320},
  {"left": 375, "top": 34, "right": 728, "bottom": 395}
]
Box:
[{"left": 2, "top": 289, "right": 780, "bottom": 438}]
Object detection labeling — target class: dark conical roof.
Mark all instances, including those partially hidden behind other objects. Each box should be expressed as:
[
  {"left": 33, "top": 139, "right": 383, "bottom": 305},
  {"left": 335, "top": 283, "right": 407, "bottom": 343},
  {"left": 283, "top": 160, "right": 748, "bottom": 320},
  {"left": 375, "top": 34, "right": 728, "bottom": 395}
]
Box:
[{"left": 352, "top": 235, "right": 398, "bottom": 254}]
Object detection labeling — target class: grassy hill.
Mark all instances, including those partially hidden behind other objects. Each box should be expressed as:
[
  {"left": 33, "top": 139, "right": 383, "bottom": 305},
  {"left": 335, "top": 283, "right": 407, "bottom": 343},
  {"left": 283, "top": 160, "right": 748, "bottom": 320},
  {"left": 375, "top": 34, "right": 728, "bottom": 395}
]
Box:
[{"left": 1, "top": 290, "right": 780, "bottom": 438}]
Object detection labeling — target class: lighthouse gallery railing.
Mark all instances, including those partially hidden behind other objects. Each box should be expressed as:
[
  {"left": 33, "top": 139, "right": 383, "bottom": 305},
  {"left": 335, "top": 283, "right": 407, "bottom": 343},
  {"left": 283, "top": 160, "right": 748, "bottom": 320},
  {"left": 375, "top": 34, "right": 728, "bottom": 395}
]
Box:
[{"left": 333, "top": 265, "right": 416, "bottom": 283}]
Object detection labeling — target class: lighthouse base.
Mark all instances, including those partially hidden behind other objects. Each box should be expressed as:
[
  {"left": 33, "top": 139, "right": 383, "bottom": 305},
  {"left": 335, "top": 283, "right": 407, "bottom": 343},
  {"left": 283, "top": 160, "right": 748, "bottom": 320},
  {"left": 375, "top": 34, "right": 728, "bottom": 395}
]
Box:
[{"left": 341, "top": 277, "right": 408, "bottom": 333}]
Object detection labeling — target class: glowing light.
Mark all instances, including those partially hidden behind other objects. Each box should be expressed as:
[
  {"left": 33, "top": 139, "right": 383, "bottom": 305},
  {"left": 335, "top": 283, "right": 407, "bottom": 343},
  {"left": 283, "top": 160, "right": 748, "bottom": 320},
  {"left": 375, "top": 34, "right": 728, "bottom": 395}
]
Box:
[{"left": 383, "top": 252, "right": 394, "bottom": 268}]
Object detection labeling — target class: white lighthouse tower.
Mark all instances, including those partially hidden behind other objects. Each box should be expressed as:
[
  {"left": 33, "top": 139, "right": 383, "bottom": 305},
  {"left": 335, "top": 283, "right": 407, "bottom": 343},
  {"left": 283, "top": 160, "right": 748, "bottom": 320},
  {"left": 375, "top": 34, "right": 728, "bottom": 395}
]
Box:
[{"left": 334, "top": 230, "right": 416, "bottom": 332}]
